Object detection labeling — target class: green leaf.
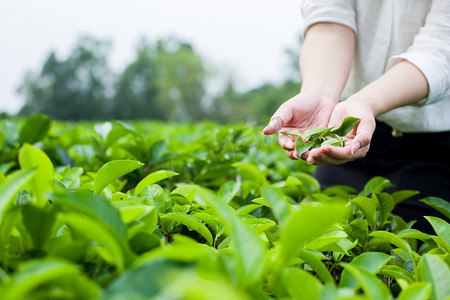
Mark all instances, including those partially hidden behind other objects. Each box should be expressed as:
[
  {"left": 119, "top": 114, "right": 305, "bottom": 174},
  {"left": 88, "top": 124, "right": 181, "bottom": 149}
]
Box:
[
  {"left": 281, "top": 267, "right": 323, "bottom": 300},
  {"left": 172, "top": 185, "right": 197, "bottom": 203},
  {"left": 419, "top": 254, "right": 450, "bottom": 300},
  {"left": 195, "top": 186, "right": 266, "bottom": 286},
  {"left": 61, "top": 213, "right": 129, "bottom": 271},
  {"left": 379, "top": 265, "right": 416, "bottom": 283},
  {"left": 113, "top": 200, "right": 155, "bottom": 225},
  {"left": 280, "top": 203, "right": 349, "bottom": 259},
  {"left": 351, "top": 196, "right": 377, "bottom": 229},
  {"left": 358, "top": 176, "right": 393, "bottom": 197},
  {"left": 104, "top": 122, "right": 136, "bottom": 150},
  {"left": 161, "top": 212, "right": 213, "bottom": 246},
  {"left": 137, "top": 236, "right": 215, "bottom": 266},
  {"left": 303, "top": 127, "right": 331, "bottom": 139},
  {"left": 262, "top": 186, "right": 292, "bottom": 228},
  {"left": 295, "top": 172, "right": 321, "bottom": 193},
  {"left": 0, "top": 132, "right": 5, "bottom": 152},
  {"left": 237, "top": 204, "right": 262, "bottom": 215},
  {"left": 218, "top": 181, "right": 240, "bottom": 204},
  {"left": 295, "top": 137, "right": 313, "bottom": 156},
  {"left": 0, "top": 169, "right": 35, "bottom": 223},
  {"left": 59, "top": 167, "right": 84, "bottom": 189},
  {"left": 0, "top": 207, "right": 20, "bottom": 263},
  {"left": 18, "top": 143, "right": 54, "bottom": 203},
  {"left": 420, "top": 197, "right": 450, "bottom": 219},
  {"left": 50, "top": 189, "right": 127, "bottom": 239},
  {"left": 305, "top": 230, "right": 347, "bottom": 251},
  {"left": 330, "top": 116, "right": 360, "bottom": 137},
  {"left": 425, "top": 216, "right": 450, "bottom": 252},
  {"left": 280, "top": 131, "right": 302, "bottom": 138},
  {"left": 392, "top": 190, "right": 420, "bottom": 205},
  {"left": 321, "top": 137, "right": 344, "bottom": 146},
  {"left": 297, "top": 248, "right": 334, "bottom": 284},
  {"left": 368, "top": 231, "right": 415, "bottom": 260},
  {"left": 232, "top": 162, "right": 267, "bottom": 186},
  {"left": 19, "top": 114, "right": 52, "bottom": 145},
  {"left": 3, "top": 258, "right": 87, "bottom": 300},
  {"left": 101, "top": 259, "right": 187, "bottom": 300},
  {"left": 397, "top": 282, "right": 431, "bottom": 300},
  {"left": 397, "top": 229, "right": 435, "bottom": 243},
  {"left": 142, "top": 184, "right": 167, "bottom": 214},
  {"left": 340, "top": 252, "right": 392, "bottom": 289},
  {"left": 135, "top": 170, "right": 179, "bottom": 196},
  {"left": 340, "top": 263, "right": 393, "bottom": 300},
  {"left": 373, "top": 193, "right": 394, "bottom": 225},
  {"left": 22, "top": 205, "right": 55, "bottom": 249},
  {"left": 93, "top": 160, "right": 144, "bottom": 194}
]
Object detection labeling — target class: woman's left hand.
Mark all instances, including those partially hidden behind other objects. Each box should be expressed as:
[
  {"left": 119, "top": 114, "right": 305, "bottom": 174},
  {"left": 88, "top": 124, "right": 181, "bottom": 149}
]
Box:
[{"left": 303, "top": 97, "right": 377, "bottom": 165}]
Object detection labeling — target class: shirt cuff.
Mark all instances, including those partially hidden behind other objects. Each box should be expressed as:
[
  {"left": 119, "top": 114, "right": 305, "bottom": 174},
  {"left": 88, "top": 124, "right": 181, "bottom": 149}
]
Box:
[
  {"left": 302, "top": 2, "right": 357, "bottom": 35},
  {"left": 388, "top": 52, "right": 448, "bottom": 106}
]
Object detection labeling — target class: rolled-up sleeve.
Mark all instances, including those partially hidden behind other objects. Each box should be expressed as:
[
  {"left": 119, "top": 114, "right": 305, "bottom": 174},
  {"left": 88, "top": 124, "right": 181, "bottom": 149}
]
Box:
[
  {"left": 301, "top": 0, "right": 357, "bottom": 34},
  {"left": 388, "top": 0, "right": 450, "bottom": 105}
]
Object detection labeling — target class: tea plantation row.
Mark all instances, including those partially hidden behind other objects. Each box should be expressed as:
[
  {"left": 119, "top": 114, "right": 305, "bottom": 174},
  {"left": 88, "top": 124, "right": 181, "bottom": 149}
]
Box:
[{"left": 0, "top": 114, "right": 449, "bottom": 300}]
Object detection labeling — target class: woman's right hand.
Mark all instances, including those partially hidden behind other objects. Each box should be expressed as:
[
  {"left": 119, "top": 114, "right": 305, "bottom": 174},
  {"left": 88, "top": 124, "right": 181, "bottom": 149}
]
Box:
[{"left": 262, "top": 92, "right": 337, "bottom": 159}]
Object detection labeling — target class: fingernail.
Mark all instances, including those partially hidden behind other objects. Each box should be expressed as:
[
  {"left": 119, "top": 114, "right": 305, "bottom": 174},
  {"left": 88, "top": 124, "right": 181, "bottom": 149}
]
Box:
[
  {"left": 262, "top": 123, "right": 272, "bottom": 134},
  {"left": 351, "top": 142, "right": 361, "bottom": 155},
  {"left": 287, "top": 140, "right": 294, "bottom": 149}
]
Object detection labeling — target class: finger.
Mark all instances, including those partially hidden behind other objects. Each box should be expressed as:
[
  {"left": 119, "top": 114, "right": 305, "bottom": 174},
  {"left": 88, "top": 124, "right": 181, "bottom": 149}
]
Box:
[
  {"left": 285, "top": 149, "right": 300, "bottom": 160},
  {"left": 262, "top": 103, "right": 294, "bottom": 135},
  {"left": 286, "top": 149, "right": 301, "bottom": 160},
  {"left": 318, "top": 144, "right": 370, "bottom": 161},
  {"left": 263, "top": 116, "right": 283, "bottom": 135},
  {"left": 307, "top": 154, "right": 343, "bottom": 165},
  {"left": 278, "top": 133, "right": 296, "bottom": 150},
  {"left": 308, "top": 146, "right": 363, "bottom": 165},
  {"left": 351, "top": 119, "right": 375, "bottom": 154}
]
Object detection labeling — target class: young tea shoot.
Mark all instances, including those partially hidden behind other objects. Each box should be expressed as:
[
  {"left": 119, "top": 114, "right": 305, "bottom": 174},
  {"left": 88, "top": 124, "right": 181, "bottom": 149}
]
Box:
[{"left": 281, "top": 116, "right": 360, "bottom": 156}]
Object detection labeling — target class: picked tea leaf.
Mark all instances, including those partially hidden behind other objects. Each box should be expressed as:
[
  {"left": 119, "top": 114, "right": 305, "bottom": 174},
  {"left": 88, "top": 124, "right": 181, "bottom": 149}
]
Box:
[{"left": 280, "top": 117, "right": 360, "bottom": 156}]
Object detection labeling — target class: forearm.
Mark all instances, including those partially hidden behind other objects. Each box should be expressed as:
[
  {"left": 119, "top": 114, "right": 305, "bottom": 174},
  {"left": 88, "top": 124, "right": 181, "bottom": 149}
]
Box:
[
  {"left": 349, "top": 60, "right": 429, "bottom": 116},
  {"left": 300, "top": 22, "right": 355, "bottom": 101}
]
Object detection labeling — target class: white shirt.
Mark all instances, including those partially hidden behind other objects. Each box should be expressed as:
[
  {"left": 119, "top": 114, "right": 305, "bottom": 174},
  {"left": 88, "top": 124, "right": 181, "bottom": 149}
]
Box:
[{"left": 301, "top": 0, "right": 450, "bottom": 132}]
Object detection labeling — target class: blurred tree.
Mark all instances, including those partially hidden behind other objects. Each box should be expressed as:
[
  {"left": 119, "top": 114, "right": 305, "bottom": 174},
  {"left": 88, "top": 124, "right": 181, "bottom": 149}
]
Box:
[
  {"left": 209, "top": 79, "right": 243, "bottom": 123},
  {"left": 18, "top": 36, "right": 113, "bottom": 120},
  {"left": 153, "top": 38, "right": 208, "bottom": 121},
  {"left": 108, "top": 37, "right": 208, "bottom": 121},
  {"left": 211, "top": 79, "right": 300, "bottom": 124},
  {"left": 110, "top": 40, "right": 162, "bottom": 120},
  {"left": 244, "top": 79, "right": 300, "bottom": 120}
]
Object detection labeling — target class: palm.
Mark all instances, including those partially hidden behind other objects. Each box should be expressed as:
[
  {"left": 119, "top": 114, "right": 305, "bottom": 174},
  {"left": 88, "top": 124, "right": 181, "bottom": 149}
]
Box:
[{"left": 264, "top": 93, "right": 336, "bottom": 133}]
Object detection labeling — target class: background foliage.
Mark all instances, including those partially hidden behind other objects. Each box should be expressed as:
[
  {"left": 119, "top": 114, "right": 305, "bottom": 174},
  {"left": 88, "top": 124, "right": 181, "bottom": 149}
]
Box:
[{"left": 16, "top": 35, "right": 301, "bottom": 123}]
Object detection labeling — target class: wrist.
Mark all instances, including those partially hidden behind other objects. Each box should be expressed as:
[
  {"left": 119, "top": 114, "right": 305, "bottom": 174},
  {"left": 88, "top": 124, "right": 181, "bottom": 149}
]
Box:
[
  {"left": 345, "top": 93, "right": 379, "bottom": 116},
  {"left": 299, "top": 85, "right": 341, "bottom": 104}
]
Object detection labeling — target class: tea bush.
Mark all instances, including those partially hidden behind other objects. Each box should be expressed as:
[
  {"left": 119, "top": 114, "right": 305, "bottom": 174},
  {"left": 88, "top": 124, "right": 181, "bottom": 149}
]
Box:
[{"left": 0, "top": 114, "right": 449, "bottom": 300}]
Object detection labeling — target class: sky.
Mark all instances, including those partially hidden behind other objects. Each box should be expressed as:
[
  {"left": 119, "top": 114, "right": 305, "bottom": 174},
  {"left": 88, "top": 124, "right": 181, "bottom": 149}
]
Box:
[{"left": 0, "top": 0, "right": 303, "bottom": 114}]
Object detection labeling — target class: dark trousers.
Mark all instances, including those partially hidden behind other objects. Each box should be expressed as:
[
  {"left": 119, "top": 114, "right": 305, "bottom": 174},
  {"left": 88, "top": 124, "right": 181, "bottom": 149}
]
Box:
[{"left": 314, "top": 121, "right": 450, "bottom": 233}]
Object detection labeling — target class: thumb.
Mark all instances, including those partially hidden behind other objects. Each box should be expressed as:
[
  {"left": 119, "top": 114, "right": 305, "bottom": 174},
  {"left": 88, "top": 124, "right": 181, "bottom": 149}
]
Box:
[
  {"left": 262, "top": 116, "right": 283, "bottom": 135},
  {"left": 262, "top": 102, "right": 294, "bottom": 135},
  {"left": 351, "top": 118, "right": 375, "bottom": 154}
]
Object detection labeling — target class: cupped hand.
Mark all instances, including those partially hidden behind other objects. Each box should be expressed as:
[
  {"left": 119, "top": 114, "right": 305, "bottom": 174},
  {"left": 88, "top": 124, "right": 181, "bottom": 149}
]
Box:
[
  {"left": 305, "top": 97, "right": 376, "bottom": 165},
  {"left": 262, "top": 93, "right": 337, "bottom": 159}
]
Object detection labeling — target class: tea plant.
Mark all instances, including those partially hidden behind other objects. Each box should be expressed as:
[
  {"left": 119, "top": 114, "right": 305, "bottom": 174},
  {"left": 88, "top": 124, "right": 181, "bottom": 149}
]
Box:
[{"left": 0, "top": 115, "right": 449, "bottom": 299}]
